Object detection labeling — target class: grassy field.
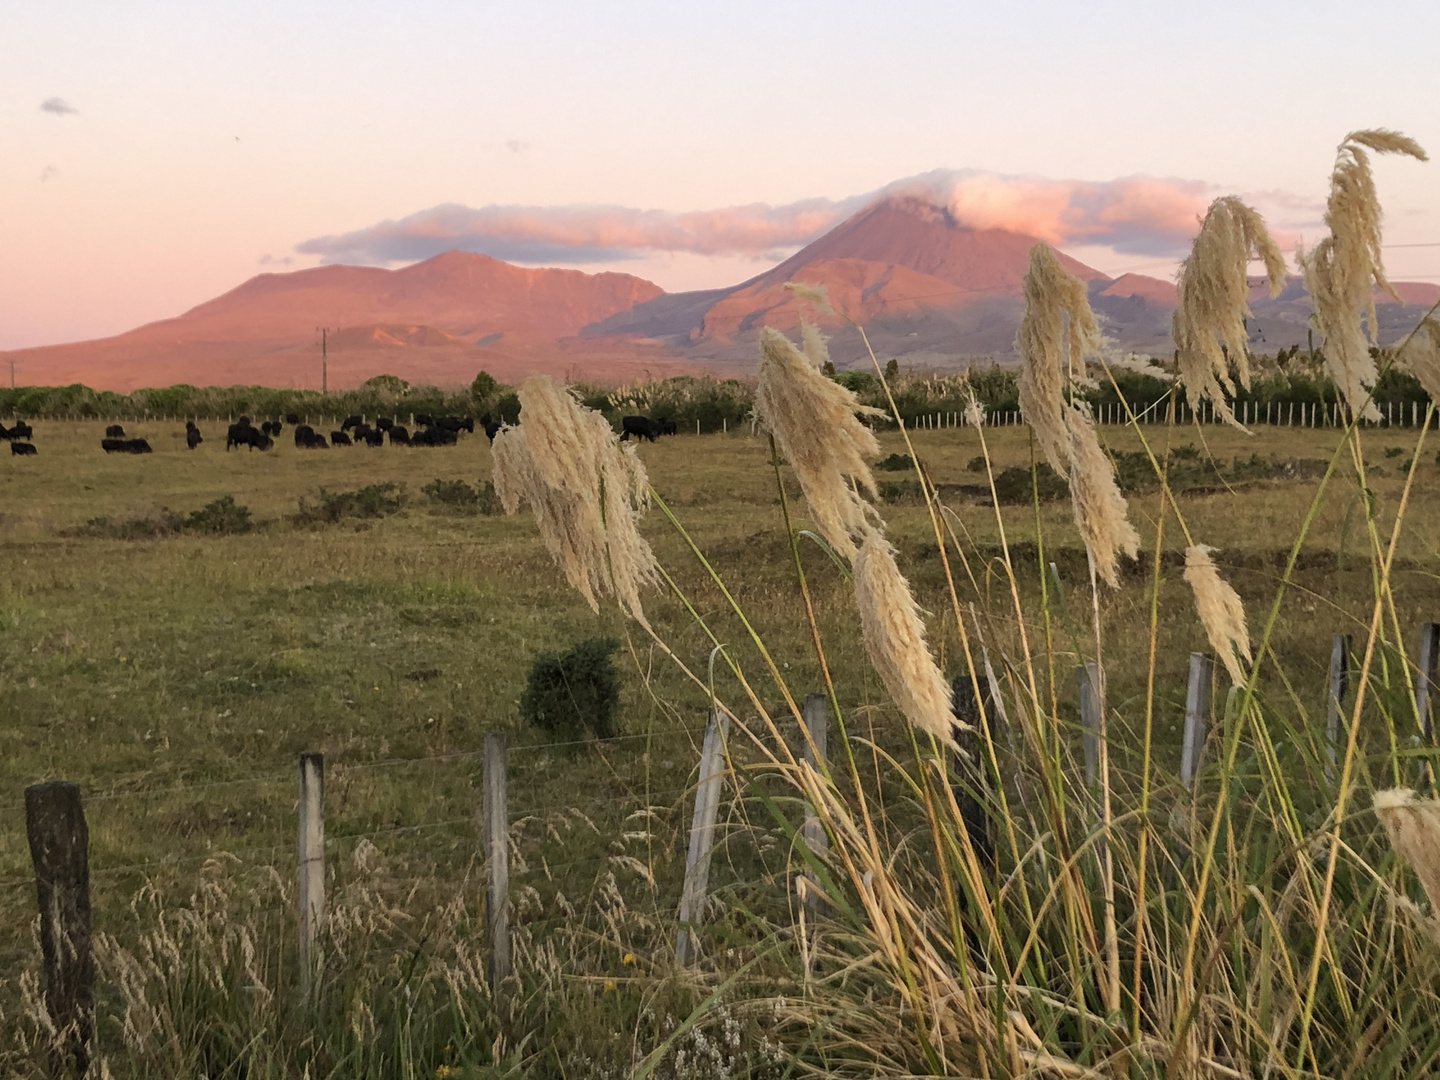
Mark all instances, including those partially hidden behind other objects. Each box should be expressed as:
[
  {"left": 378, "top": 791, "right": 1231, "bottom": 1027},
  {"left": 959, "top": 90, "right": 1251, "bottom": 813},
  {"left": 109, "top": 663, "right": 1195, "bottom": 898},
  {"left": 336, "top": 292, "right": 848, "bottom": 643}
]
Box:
[{"left": 3, "top": 413, "right": 1439, "bottom": 1075}]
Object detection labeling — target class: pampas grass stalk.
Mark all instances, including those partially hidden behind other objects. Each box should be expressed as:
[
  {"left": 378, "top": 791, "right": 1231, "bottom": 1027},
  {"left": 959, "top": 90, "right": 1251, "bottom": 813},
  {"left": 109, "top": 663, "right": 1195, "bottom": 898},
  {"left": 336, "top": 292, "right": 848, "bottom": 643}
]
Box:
[
  {"left": 1065, "top": 405, "right": 1140, "bottom": 589},
  {"left": 1375, "top": 788, "right": 1440, "bottom": 913},
  {"left": 1298, "top": 129, "right": 1428, "bottom": 421},
  {"left": 1172, "top": 196, "right": 1287, "bottom": 428},
  {"left": 1182, "top": 544, "right": 1251, "bottom": 684}
]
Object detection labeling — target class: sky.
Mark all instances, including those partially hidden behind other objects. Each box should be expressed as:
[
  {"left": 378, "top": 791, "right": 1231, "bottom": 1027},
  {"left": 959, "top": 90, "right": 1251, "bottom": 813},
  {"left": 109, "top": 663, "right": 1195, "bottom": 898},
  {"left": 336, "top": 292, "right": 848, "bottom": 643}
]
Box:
[{"left": 2, "top": 0, "right": 1438, "bottom": 350}]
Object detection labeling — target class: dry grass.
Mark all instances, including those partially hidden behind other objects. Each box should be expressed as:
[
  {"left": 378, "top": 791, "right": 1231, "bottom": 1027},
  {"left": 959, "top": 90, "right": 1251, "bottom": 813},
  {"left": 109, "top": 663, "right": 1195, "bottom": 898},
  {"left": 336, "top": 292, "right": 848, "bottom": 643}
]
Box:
[{"left": 1182, "top": 543, "right": 1252, "bottom": 683}]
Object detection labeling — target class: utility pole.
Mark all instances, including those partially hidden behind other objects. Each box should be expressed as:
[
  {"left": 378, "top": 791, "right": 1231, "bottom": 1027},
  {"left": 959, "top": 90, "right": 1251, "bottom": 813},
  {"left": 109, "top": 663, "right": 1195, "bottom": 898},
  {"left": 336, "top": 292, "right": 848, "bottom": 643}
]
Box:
[
  {"left": 8, "top": 359, "right": 14, "bottom": 389},
  {"left": 316, "top": 327, "right": 329, "bottom": 394}
]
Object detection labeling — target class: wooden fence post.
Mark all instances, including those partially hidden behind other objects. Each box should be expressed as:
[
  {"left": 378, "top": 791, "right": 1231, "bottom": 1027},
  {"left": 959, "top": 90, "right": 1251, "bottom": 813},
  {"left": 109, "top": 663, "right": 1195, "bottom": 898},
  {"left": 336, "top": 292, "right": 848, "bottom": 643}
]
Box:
[
  {"left": 482, "top": 731, "right": 512, "bottom": 989},
  {"left": 1181, "top": 653, "right": 1214, "bottom": 787},
  {"left": 800, "top": 694, "right": 829, "bottom": 913},
  {"left": 676, "top": 709, "right": 730, "bottom": 964},
  {"left": 951, "top": 674, "right": 997, "bottom": 872},
  {"left": 25, "top": 781, "right": 94, "bottom": 1077},
  {"left": 1416, "top": 623, "right": 1440, "bottom": 742},
  {"left": 1325, "top": 635, "right": 1351, "bottom": 782},
  {"left": 1076, "top": 663, "right": 1101, "bottom": 788},
  {"left": 297, "top": 752, "right": 324, "bottom": 991}
]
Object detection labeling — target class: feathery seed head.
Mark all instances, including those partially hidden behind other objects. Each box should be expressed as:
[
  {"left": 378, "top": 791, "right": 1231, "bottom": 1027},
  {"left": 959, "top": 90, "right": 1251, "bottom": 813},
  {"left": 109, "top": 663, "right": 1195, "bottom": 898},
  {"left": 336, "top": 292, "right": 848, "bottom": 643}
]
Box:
[
  {"left": 1183, "top": 544, "right": 1252, "bottom": 684},
  {"left": 755, "top": 326, "right": 883, "bottom": 559},
  {"left": 1172, "top": 196, "right": 1286, "bottom": 428},
  {"left": 784, "top": 281, "right": 834, "bottom": 315},
  {"left": 1374, "top": 788, "right": 1440, "bottom": 914},
  {"left": 1016, "top": 243, "right": 1101, "bottom": 474},
  {"left": 1065, "top": 407, "right": 1140, "bottom": 588},
  {"left": 853, "top": 529, "right": 957, "bottom": 747},
  {"left": 1298, "top": 129, "right": 1428, "bottom": 422},
  {"left": 489, "top": 376, "right": 658, "bottom": 624},
  {"left": 1399, "top": 318, "right": 1440, "bottom": 403}
]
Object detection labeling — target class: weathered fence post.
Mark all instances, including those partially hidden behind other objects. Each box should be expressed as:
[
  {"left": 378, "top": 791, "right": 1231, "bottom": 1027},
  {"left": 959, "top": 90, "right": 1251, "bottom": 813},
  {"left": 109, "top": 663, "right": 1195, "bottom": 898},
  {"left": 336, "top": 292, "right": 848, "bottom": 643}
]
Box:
[
  {"left": 951, "top": 674, "right": 997, "bottom": 872},
  {"left": 482, "top": 731, "right": 512, "bottom": 989},
  {"left": 1181, "top": 653, "right": 1214, "bottom": 787},
  {"left": 676, "top": 708, "right": 730, "bottom": 964},
  {"left": 800, "top": 693, "right": 829, "bottom": 915},
  {"left": 1416, "top": 623, "right": 1440, "bottom": 742},
  {"left": 297, "top": 752, "right": 324, "bottom": 991},
  {"left": 1325, "top": 635, "right": 1351, "bottom": 782},
  {"left": 25, "top": 781, "right": 94, "bottom": 1077},
  {"left": 1076, "top": 663, "right": 1101, "bottom": 788}
]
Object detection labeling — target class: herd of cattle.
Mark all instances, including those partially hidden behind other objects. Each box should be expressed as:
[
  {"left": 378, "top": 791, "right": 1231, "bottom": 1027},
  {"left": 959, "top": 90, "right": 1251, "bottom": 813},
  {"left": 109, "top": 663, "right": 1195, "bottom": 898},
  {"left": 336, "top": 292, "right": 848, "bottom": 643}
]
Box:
[{"left": 1, "top": 411, "right": 681, "bottom": 458}]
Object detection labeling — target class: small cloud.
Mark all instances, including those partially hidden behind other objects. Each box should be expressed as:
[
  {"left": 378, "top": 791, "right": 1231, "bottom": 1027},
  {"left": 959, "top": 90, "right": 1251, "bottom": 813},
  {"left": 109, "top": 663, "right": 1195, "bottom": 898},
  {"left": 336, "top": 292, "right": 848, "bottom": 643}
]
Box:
[
  {"left": 258, "top": 254, "right": 293, "bottom": 266},
  {"left": 505, "top": 139, "right": 529, "bottom": 153},
  {"left": 40, "top": 165, "right": 58, "bottom": 183},
  {"left": 40, "top": 97, "right": 78, "bottom": 116}
]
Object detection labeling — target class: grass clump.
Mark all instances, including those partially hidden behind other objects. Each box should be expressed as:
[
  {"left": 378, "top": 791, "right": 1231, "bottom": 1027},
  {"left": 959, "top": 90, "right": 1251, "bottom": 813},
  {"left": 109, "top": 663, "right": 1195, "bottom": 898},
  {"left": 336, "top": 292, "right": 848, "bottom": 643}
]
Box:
[
  {"left": 184, "top": 495, "right": 253, "bottom": 534},
  {"left": 519, "top": 637, "right": 622, "bottom": 743},
  {"left": 63, "top": 507, "right": 185, "bottom": 539},
  {"left": 421, "top": 477, "right": 500, "bottom": 515},
  {"left": 874, "top": 452, "right": 914, "bottom": 471},
  {"left": 295, "top": 483, "right": 406, "bottom": 524}
]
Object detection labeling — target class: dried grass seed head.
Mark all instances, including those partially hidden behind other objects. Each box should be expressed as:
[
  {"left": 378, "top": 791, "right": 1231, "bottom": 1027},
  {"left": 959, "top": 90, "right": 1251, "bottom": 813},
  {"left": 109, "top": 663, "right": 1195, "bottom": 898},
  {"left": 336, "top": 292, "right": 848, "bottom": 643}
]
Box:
[
  {"left": 1016, "top": 243, "right": 1101, "bottom": 474},
  {"left": 755, "top": 326, "right": 883, "bottom": 560},
  {"left": 489, "top": 376, "right": 658, "bottom": 623},
  {"left": 853, "top": 529, "right": 956, "bottom": 748},
  {"left": 784, "top": 281, "right": 834, "bottom": 315},
  {"left": 1399, "top": 317, "right": 1440, "bottom": 403},
  {"left": 1172, "top": 196, "right": 1286, "bottom": 428},
  {"left": 1183, "top": 544, "right": 1252, "bottom": 684},
  {"left": 1374, "top": 788, "right": 1440, "bottom": 914},
  {"left": 1065, "top": 407, "right": 1140, "bottom": 588},
  {"left": 1298, "top": 129, "right": 1428, "bottom": 422}
]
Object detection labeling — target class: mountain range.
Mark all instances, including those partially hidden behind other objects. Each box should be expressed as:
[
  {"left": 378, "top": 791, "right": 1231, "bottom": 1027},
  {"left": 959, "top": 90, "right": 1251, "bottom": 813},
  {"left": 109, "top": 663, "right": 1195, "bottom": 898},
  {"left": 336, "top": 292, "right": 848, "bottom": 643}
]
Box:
[{"left": 5, "top": 197, "right": 1436, "bottom": 391}]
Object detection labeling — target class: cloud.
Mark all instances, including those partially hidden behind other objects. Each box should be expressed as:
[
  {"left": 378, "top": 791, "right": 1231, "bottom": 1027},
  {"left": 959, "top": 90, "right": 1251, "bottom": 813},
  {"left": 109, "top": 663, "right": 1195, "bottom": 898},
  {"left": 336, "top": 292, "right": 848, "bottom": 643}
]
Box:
[
  {"left": 40, "top": 165, "right": 58, "bottom": 183},
  {"left": 506, "top": 139, "right": 529, "bottom": 153},
  {"left": 40, "top": 97, "right": 78, "bottom": 116},
  {"left": 258, "top": 254, "right": 294, "bottom": 266},
  {"left": 295, "top": 168, "right": 1232, "bottom": 266}
]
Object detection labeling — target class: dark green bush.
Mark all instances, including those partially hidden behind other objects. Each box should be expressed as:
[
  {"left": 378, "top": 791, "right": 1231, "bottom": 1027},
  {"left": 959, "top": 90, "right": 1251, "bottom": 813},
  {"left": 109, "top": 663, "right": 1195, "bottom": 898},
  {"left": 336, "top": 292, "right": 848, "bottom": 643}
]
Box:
[
  {"left": 422, "top": 478, "right": 501, "bottom": 515},
  {"left": 295, "top": 483, "right": 406, "bottom": 525},
  {"left": 64, "top": 507, "right": 185, "bottom": 539},
  {"left": 185, "top": 495, "right": 253, "bottom": 534},
  {"left": 990, "top": 464, "right": 1069, "bottom": 505},
  {"left": 875, "top": 453, "right": 915, "bottom": 472},
  {"left": 519, "top": 638, "right": 622, "bottom": 743}
]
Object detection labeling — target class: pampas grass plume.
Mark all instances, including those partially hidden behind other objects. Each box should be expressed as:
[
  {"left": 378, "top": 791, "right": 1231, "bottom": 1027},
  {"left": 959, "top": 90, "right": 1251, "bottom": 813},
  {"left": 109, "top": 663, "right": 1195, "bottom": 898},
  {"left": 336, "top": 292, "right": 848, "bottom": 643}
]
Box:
[
  {"left": 489, "top": 376, "right": 658, "bottom": 624},
  {"left": 755, "top": 326, "right": 882, "bottom": 559},
  {"left": 1172, "top": 196, "right": 1286, "bottom": 428},
  {"left": 1400, "top": 317, "right": 1440, "bottom": 403},
  {"left": 1374, "top": 788, "right": 1440, "bottom": 914},
  {"left": 1066, "top": 407, "right": 1140, "bottom": 588},
  {"left": 853, "top": 529, "right": 956, "bottom": 747},
  {"left": 1183, "top": 545, "right": 1252, "bottom": 684},
  {"left": 1016, "top": 243, "right": 1101, "bottom": 475},
  {"left": 1298, "top": 129, "right": 1428, "bottom": 421},
  {"left": 784, "top": 281, "right": 833, "bottom": 315}
]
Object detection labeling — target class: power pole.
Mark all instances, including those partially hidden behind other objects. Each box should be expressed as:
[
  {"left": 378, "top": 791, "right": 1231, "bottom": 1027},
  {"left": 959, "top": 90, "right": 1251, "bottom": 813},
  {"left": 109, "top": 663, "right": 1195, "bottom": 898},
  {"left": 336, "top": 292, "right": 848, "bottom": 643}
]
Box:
[
  {"left": 316, "top": 327, "right": 330, "bottom": 394},
  {"left": 9, "top": 359, "right": 14, "bottom": 389}
]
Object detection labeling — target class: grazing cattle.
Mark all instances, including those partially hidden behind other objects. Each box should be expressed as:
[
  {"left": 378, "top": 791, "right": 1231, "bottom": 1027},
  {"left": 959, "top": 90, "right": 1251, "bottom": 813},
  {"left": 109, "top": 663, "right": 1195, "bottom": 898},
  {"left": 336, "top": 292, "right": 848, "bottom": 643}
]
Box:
[
  {"left": 434, "top": 415, "right": 474, "bottom": 434},
  {"left": 185, "top": 421, "right": 203, "bottom": 450},
  {"left": 9, "top": 421, "right": 34, "bottom": 441},
  {"left": 484, "top": 420, "right": 502, "bottom": 442},
  {"left": 654, "top": 417, "right": 678, "bottom": 436},
  {"left": 261, "top": 420, "right": 284, "bottom": 438},
  {"left": 226, "top": 419, "right": 272, "bottom": 451},
  {"left": 11, "top": 442, "right": 37, "bottom": 456},
  {"left": 620, "top": 415, "right": 660, "bottom": 442},
  {"left": 284, "top": 413, "right": 300, "bottom": 425},
  {"left": 101, "top": 437, "right": 153, "bottom": 454},
  {"left": 363, "top": 428, "right": 386, "bottom": 447},
  {"left": 329, "top": 430, "right": 352, "bottom": 446},
  {"left": 294, "top": 424, "right": 329, "bottom": 449},
  {"left": 413, "top": 413, "right": 434, "bottom": 427},
  {"left": 0, "top": 423, "right": 10, "bottom": 440},
  {"left": 375, "top": 417, "right": 394, "bottom": 432},
  {"left": 105, "top": 424, "right": 126, "bottom": 438},
  {"left": 351, "top": 422, "right": 373, "bottom": 442},
  {"left": 409, "top": 424, "right": 457, "bottom": 447},
  {"left": 341, "top": 415, "right": 364, "bottom": 430},
  {"left": 389, "top": 425, "right": 410, "bottom": 445}
]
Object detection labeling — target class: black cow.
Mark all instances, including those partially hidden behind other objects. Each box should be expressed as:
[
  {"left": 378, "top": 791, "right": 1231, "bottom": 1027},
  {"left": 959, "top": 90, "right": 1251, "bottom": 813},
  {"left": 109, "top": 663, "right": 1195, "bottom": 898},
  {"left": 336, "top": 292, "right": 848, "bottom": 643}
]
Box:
[
  {"left": 375, "top": 417, "right": 394, "bottom": 432},
  {"left": 410, "top": 424, "right": 457, "bottom": 447},
  {"left": 434, "top": 415, "right": 474, "bottom": 434},
  {"left": 9, "top": 421, "right": 33, "bottom": 441},
  {"left": 363, "top": 428, "right": 385, "bottom": 447},
  {"left": 341, "top": 415, "right": 364, "bottom": 430},
  {"left": 654, "top": 417, "right": 678, "bottom": 436},
  {"left": 262, "top": 420, "right": 284, "bottom": 438},
  {"left": 285, "top": 413, "right": 300, "bottom": 425},
  {"left": 0, "top": 423, "right": 10, "bottom": 440},
  {"left": 226, "top": 419, "right": 272, "bottom": 451},
  {"left": 186, "top": 421, "right": 203, "bottom": 450},
  {"left": 294, "top": 424, "right": 329, "bottom": 449},
  {"left": 351, "top": 423, "right": 373, "bottom": 442},
  {"left": 105, "top": 424, "right": 126, "bottom": 438},
  {"left": 102, "top": 438, "right": 152, "bottom": 454},
  {"left": 620, "top": 415, "right": 660, "bottom": 442},
  {"left": 11, "top": 442, "right": 37, "bottom": 456},
  {"left": 413, "top": 413, "right": 434, "bottom": 427},
  {"left": 484, "top": 420, "right": 502, "bottom": 442},
  {"left": 389, "top": 425, "right": 410, "bottom": 445},
  {"left": 329, "top": 430, "right": 352, "bottom": 446}
]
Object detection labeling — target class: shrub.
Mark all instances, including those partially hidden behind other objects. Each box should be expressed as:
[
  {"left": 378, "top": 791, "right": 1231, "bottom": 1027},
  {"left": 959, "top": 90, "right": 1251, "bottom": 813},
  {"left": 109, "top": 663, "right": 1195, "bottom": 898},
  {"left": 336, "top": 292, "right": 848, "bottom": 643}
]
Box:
[
  {"left": 295, "top": 483, "right": 406, "bottom": 525},
  {"left": 875, "top": 453, "right": 915, "bottom": 472},
  {"left": 64, "top": 507, "right": 185, "bottom": 539},
  {"left": 185, "top": 495, "right": 253, "bottom": 534},
  {"left": 519, "top": 637, "right": 622, "bottom": 743},
  {"left": 421, "top": 478, "right": 501, "bottom": 515}
]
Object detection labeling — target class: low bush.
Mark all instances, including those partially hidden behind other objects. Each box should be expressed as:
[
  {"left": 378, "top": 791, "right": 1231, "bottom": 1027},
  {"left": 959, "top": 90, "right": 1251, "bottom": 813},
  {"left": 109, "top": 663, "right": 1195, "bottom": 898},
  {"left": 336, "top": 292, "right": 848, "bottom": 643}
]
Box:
[
  {"left": 185, "top": 495, "right": 253, "bottom": 534},
  {"left": 64, "top": 507, "right": 185, "bottom": 539},
  {"left": 519, "top": 637, "right": 622, "bottom": 743},
  {"left": 295, "top": 483, "right": 406, "bottom": 524},
  {"left": 875, "top": 453, "right": 915, "bottom": 471},
  {"left": 421, "top": 478, "right": 500, "bottom": 515}
]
